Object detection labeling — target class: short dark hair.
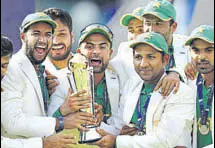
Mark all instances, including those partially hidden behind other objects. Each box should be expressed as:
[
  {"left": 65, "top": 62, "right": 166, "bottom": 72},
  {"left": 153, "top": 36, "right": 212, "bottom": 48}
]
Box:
[
  {"left": 43, "top": 8, "right": 73, "bottom": 32},
  {"left": 1, "top": 34, "right": 13, "bottom": 57}
]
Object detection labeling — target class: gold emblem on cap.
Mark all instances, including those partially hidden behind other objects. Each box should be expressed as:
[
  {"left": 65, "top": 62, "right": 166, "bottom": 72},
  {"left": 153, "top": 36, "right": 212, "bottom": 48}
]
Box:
[
  {"left": 145, "top": 34, "right": 152, "bottom": 39},
  {"left": 37, "top": 12, "right": 46, "bottom": 17},
  {"left": 153, "top": 1, "right": 161, "bottom": 8},
  {"left": 198, "top": 27, "right": 205, "bottom": 33}
]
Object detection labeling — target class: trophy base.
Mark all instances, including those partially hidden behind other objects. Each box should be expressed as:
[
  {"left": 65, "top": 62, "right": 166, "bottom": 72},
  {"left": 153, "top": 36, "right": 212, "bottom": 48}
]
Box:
[{"left": 78, "top": 125, "right": 102, "bottom": 144}]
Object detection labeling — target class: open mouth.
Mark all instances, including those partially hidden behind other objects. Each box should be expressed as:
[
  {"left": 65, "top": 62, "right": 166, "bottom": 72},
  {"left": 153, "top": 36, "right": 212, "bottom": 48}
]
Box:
[
  {"left": 90, "top": 58, "right": 102, "bottom": 66},
  {"left": 35, "top": 47, "right": 46, "bottom": 56},
  {"left": 52, "top": 44, "right": 64, "bottom": 50}
]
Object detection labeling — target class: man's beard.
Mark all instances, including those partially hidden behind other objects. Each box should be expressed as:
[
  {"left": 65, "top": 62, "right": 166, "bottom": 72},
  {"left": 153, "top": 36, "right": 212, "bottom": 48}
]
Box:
[
  {"left": 89, "top": 56, "right": 109, "bottom": 73},
  {"left": 197, "top": 61, "right": 214, "bottom": 74},
  {"left": 25, "top": 41, "right": 49, "bottom": 65},
  {"left": 93, "top": 62, "right": 109, "bottom": 73}
]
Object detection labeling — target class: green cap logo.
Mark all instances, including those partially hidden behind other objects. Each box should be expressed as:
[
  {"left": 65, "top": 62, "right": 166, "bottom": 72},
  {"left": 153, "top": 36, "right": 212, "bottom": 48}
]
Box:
[
  {"left": 143, "top": 0, "right": 176, "bottom": 21},
  {"left": 185, "top": 25, "right": 214, "bottom": 46},
  {"left": 130, "top": 32, "right": 169, "bottom": 55},
  {"left": 153, "top": 1, "right": 161, "bottom": 8},
  {"left": 120, "top": 7, "right": 144, "bottom": 27}
]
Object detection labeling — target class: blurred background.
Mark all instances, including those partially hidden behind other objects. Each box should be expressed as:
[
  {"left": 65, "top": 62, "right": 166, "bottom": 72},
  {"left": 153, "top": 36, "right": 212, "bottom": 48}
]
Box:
[{"left": 1, "top": 0, "right": 214, "bottom": 56}]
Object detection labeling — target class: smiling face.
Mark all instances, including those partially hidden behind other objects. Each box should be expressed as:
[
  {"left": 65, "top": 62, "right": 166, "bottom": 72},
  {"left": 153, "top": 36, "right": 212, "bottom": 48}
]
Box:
[
  {"left": 21, "top": 22, "right": 53, "bottom": 65},
  {"left": 78, "top": 33, "right": 113, "bottom": 73},
  {"left": 127, "top": 18, "right": 144, "bottom": 41},
  {"left": 49, "top": 19, "right": 73, "bottom": 61},
  {"left": 190, "top": 39, "right": 214, "bottom": 74},
  {"left": 143, "top": 15, "right": 177, "bottom": 46},
  {"left": 133, "top": 43, "right": 169, "bottom": 84}
]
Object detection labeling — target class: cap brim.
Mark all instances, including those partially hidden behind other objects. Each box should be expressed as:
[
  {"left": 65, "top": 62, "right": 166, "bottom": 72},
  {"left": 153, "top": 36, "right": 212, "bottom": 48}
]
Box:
[
  {"left": 142, "top": 12, "right": 171, "bottom": 21},
  {"left": 21, "top": 19, "right": 56, "bottom": 32},
  {"left": 130, "top": 41, "right": 164, "bottom": 53},
  {"left": 79, "top": 28, "right": 112, "bottom": 45},
  {"left": 120, "top": 14, "right": 143, "bottom": 27},
  {"left": 185, "top": 36, "right": 214, "bottom": 46}
]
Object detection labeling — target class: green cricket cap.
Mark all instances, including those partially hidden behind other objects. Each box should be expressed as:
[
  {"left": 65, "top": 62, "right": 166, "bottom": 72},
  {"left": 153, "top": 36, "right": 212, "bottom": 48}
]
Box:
[
  {"left": 185, "top": 25, "right": 214, "bottom": 46},
  {"left": 142, "top": 0, "right": 176, "bottom": 21},
  {"left": 120, "top": 7, "right": 144, "bottom": 27},
  {"left": 79, "top": 23, "right": 113, "bottom": 47},
  {"left": 130, "top": 32, "right": 169, "bottom": 54},
  {"left": 20, "top": 12, "right": 57, "bottom": 33}
]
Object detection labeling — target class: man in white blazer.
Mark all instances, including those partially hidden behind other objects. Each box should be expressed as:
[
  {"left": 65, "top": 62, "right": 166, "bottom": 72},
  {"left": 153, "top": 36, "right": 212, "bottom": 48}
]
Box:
[
  {"left": 184, "top": 25, "right": 214, "bottom": 148},
  {"left": 1, "top": 12, "right": 86, "bottom": 147},
  {"left": 93, "top": 32, "right": 195, "bottom": 148},
  {"left": 48, "top": 23, "right": 121, "bottom": 138}
]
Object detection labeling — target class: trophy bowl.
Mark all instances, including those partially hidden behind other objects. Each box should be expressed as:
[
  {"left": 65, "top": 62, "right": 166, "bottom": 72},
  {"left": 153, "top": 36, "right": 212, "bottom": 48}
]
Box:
[{"left": 67, "top": 53, "right": 102, "bottom": 143}]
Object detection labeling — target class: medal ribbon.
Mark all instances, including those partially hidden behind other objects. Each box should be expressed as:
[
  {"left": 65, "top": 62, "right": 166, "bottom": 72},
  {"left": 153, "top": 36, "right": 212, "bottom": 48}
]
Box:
[
  {"left": 197, "top": 74, "right": 214, "bottom": 125},
  {"left": 38, "top": 65, "right": 49, "bottom": 116},
  {"left": 136, "top": 84, "right": 155, "bottom": 133}
]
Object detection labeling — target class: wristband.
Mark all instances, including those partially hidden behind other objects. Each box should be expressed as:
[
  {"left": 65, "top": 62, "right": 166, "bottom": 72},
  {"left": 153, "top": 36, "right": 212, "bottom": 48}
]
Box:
[{"left": 56, "top": 116, "right": 64, "bottom": 132}]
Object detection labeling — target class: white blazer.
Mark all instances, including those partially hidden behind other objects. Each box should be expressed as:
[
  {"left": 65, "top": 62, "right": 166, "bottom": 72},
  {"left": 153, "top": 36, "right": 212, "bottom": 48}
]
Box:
[
  {"left": 188, "top": 79, "right": 214, "bottom": 148},
  {"left": 1, "top": 136, "right": 42, "bottom": 148},
  {"left": 1, "top": 49, "right": 56, "bottom": 139},
  {"left": 115, "top": 75, "right": 195, "bottom": 148},
  {"left": 48, "top": 62, "right": 120, "bottom": 134}
]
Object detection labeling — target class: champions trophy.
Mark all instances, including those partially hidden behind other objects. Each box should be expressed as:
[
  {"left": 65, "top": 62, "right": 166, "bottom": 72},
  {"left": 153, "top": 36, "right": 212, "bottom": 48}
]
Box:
[{"left": 66, "top": 53, "right": 102, "bottom": 143}]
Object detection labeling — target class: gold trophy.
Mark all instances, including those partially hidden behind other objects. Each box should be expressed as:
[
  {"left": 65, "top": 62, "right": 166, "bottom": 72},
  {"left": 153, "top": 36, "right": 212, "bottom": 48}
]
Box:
[{"left": 67, "top": 53, "right": 102, "bottom": 143}]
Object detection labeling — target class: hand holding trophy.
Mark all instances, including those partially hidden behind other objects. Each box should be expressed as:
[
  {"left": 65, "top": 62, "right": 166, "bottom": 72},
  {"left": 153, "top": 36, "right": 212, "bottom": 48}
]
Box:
[{"left": 67, "top": 53, "right": 102, "bottom": 143}]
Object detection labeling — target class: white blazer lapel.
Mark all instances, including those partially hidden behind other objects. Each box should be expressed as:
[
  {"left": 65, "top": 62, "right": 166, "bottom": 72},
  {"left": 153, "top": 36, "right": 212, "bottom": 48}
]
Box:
[
  {"left": 146, "top": 91, "right": 163, "bottom": 133},
  {"left": 123, "top": 78, "right": 143, "bottom": 124},
  {"left": 105, "top": 69, "right": 120, "bottom": 114},
  {"left": 18, "top": 52, "right": 45, "bottom": 115}
]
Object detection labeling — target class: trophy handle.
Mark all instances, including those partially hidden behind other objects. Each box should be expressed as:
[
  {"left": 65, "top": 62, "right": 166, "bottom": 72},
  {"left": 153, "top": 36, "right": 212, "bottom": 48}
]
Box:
[
  {"left": 89, "top": 67, "right": 95, "bottom": 117},
  {"left": 66, "top": 73, "right": 78, "bottom": 94}
]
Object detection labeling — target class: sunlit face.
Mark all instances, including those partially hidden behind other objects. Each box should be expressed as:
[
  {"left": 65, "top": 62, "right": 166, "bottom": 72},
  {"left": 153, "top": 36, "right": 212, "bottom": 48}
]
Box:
[
  {"left": 143, "top": 15, "right": 176, "bottom": 45},
  {"left": 79, "top": 33, "right": 113, "bottom": 73},
  {"left": 49, "top": 19, "right": 73, "bottom": 61},
  {"left": 128, "top": 18, "right": 144, "bottom": 41},
  {"left": 133, "top": 44, "right": 169, "bottom": 83},
  {"left": 190, "top": 39, "right": 214, "bottom": 74},
  {"left": 22, "top": 22, "right": 53, "bottom": 65},
  {"left": 1, "top": 54, "right": 11, "bottom": 80}
]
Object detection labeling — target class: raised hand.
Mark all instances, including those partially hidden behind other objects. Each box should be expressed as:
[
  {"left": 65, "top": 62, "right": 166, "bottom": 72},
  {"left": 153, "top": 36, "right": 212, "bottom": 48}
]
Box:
[
  {"left": 45, "top": 70, "right": 59, "bottom": 96},
  {"left": 91, "top": 128, "right": 116, "bottom": 148},
  {"left": 60, "top": 89, "right": 91, "bottom": 116},
  {"left": 43, "top": 133, "right": 76, "bottom": 148},
  {"left": 154, "top": 72, "right": 180, "bottom": 97},
  {"left": 119, "top": 125, "right": 138, "bottom": 136},
  {"left": 94, "top": 103, "right": 103, "bottom": 125},
  {"left": 63, "top": 112, "right": 97, "bottom": 132},
  {"left": 184, "top": 61, "right": 197, "bottom": 80}
]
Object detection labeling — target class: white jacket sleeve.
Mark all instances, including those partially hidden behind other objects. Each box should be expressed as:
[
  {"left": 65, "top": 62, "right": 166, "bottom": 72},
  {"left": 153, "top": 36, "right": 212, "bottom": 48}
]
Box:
[
  {"left": 1, "top": 136, "right": 42, "bottom": 148},
  {"left": 1, "top": 63, "right": 56, "bottom": 138}
]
